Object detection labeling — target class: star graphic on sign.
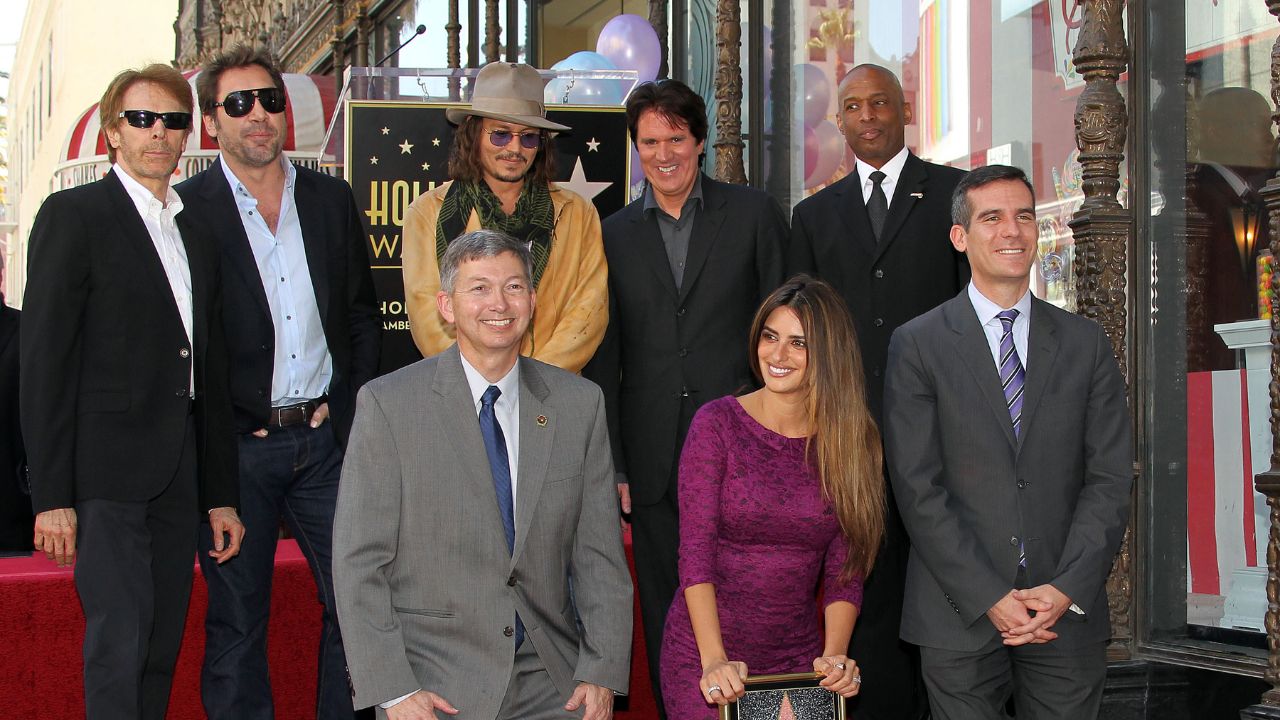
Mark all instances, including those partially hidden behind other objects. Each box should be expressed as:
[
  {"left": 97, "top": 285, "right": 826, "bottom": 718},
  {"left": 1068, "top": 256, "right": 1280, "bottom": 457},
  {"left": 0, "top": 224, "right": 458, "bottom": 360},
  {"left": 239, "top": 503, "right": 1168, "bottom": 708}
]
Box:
[
  {"left": 370, "top": 156, "right": 379, "bottom": 165},
  {"left": 432, "top": 137, "right": 441, "bottom": 147},
  {"left": 556, "top": 157, "right": 612, "bottom": 202},
  {"left": 421, "top": 162, "right": 431, "bottom": 171},
  {"left": 399, "top": 140, "right": 414, "bottom": 154},
  {"left": 380, "top": 126, "right": 390, "bottom": 135},
  {"left": 586, "top": 137, "right": 601, "bottom": 152}
]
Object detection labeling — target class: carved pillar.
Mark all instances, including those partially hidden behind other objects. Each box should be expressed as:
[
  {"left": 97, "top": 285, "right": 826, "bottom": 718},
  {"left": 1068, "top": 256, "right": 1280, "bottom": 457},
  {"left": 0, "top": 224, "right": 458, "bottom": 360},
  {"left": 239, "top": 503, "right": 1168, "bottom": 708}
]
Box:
[
  {"left": 447, "top": 0, "right": 462, "bottom": 100},
  {"left": 1066, "top": 0, "right": 1133, "bottom": 662},
  {"left": 330, "top": 0, "right": 346, "bottom": 99},
  {"left": 649, "top": 0, "right": 669, "bottom": 79},
  {"left": 484, "top": 0, "right": 500, "bottom": 63},
  {"left": 711, "top": 0, "right": 746, "bottom": 184},
  {"left": 1243, "top": 2, "right": 1280, "bottom": 717},
  {"left": 355, "top": 2, "right": 371, "bottom": 68}
]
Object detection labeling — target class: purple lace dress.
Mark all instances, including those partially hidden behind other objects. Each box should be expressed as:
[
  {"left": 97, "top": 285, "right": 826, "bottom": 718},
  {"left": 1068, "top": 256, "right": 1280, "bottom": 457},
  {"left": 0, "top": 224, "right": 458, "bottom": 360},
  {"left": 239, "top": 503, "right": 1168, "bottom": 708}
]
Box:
[{"left": 658, "top": 396, "right": 864, "bottom": 719}]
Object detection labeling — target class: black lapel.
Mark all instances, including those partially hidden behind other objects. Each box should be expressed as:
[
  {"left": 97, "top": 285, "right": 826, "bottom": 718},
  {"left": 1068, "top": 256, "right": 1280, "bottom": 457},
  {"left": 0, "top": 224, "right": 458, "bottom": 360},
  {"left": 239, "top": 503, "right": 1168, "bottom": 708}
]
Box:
[
  {"left": 871, "top": 153, "right": 928, "bottom": 264},
  {"left": 103, "top": 172, "right": 186, "bottom": 333},
  {"left": 292, "top": 166, "right": 332, "bottom": 324},
  {"left": 1015, "top": 298, "right": 1060, "bottom": 452},
  {"left": 678, "top": 175, "right": 727, "bottom": 304},
  {"left": 0, "top": 307, "right": 17, "bottom": 357},
  {"left": 834, "top": 169, "right": 878, "bottom": 258},
  {"left": 626, "top": 200, "right": 680, "bottom": 300},
  {"left": 200, "top": 158, "right": 271, "bottom": 319},
  {"left": 945, "top": 295, "right": 1018, "bottom": 451}
]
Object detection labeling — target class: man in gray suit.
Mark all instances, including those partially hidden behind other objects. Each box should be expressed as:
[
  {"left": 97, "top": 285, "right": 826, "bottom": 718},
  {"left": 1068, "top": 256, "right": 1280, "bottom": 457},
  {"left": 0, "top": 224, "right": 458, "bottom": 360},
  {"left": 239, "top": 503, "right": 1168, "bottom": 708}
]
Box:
[
  {"left": 884, "top": 165, "right": 1131, "bottom": 720},
  {"left": 334, "top": 229, "right": 632, "bottom": 719}
]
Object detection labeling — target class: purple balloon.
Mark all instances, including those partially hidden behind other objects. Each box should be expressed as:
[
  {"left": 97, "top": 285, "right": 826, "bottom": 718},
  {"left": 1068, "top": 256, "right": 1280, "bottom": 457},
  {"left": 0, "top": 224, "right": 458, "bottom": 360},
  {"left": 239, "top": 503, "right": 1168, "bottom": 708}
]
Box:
[
  {"left": 596, "top": 14, "right": 662, "bottom": 82},
  {"left": 804, "top": 120, "right": 845, "bottom": 189},
  {"left": 799, "top": 63, "right": 832, "bottom": 130}
]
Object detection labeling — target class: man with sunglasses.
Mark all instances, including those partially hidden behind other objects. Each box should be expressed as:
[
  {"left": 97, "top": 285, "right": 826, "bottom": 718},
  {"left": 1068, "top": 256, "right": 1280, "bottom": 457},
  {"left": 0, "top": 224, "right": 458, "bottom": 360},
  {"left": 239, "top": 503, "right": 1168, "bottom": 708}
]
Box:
[
  {"left": 402, "top": 61, "right": 607, "bottom": 373},
  {"left": 22, "top": 64, "right": 242, "bottom": 720},
  {"left": 175, "top": 45, "right": 380, "bottom": 720}
]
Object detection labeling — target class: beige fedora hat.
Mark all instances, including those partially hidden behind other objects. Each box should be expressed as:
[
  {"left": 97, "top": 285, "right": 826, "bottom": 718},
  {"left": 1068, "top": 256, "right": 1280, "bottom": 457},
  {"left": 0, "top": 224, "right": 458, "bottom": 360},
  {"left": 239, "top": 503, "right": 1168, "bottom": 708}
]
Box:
[{"left": 446, "top": 62, "right": 571, "bottom": 132}]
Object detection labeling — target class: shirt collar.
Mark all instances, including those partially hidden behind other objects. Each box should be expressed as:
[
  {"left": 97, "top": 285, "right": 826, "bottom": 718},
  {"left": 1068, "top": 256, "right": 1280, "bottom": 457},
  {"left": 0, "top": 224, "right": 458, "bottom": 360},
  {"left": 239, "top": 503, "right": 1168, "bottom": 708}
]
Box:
[
  {"left": 855, "top": 145, "right": 909, "bottom": 188},
  {"left": 967, "top": 282, "right": 1033, "bottom": 327},
  {"left": 218, "top": 153, "right": 295, "bottom": 198},
  {"left": 459, "top": 352, "right": 520, "bottom": 409},
  {"left": 113, "top": 164, "right": 182, "bottom": 217},
  {"left": 643, "top": 171, "right": 704, "bottom": 215}
]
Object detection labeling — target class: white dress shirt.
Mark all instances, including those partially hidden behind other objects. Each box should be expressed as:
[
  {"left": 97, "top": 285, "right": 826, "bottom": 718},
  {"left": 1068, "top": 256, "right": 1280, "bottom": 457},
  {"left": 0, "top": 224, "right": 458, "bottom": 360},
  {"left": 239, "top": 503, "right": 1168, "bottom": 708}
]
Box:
[
  {"left": 220, "top": 156, "right": 333, "bottom": 405},
  {"left": 855, "top": 145, "right": 910, "bottom": 209},
  {"left": 113, "top": 164, "right": 194, "bottom": 395},
  {"left": 967, "top": 283, "right": 1032, "bottom": 372}
]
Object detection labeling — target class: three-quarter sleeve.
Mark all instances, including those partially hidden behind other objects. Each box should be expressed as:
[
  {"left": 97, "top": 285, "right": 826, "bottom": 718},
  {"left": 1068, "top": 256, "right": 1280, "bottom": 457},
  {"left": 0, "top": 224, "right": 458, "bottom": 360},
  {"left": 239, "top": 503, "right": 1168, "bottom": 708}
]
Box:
[
  {"left": 821, "top": 529, "right": 863, "bottom": 610},
  {"left": 675, "top": 402, "right": 730, "bottom": 590}
]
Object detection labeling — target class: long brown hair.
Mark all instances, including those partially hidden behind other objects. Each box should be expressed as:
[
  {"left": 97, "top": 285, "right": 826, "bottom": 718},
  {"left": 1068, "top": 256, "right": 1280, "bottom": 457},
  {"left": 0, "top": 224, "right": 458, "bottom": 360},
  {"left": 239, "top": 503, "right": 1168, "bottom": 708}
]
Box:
[
  {"left": 747, "top": 275, "right": 885, "bottom": 580},
  {"left": 448, "top": 115, "right": 557, "bottom": 187}
]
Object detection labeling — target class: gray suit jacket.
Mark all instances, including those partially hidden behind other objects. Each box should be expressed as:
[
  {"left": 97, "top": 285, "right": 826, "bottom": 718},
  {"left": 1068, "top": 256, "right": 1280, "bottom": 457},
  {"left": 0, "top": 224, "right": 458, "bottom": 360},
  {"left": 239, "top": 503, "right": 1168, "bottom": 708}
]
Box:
[
  {"left": 333, "top": 346, "right": 633, "bottom": 714},
  {"left": 883, "top": 292, "right": 1131, "bottom": 652}
]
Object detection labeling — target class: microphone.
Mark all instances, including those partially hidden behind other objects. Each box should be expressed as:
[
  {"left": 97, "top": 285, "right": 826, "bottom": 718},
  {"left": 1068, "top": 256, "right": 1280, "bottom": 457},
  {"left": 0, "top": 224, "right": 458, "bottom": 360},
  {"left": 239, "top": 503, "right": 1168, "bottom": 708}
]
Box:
[{"left": 376, "top": 24, "right": 427, "bottom": 67}]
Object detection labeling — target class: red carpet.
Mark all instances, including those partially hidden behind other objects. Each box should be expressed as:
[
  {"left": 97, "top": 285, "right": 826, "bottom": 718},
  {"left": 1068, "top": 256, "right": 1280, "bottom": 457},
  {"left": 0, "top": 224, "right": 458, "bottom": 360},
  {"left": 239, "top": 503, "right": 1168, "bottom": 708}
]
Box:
[{"left": 0, "top": 535, "right": 657, "bottom": 718}]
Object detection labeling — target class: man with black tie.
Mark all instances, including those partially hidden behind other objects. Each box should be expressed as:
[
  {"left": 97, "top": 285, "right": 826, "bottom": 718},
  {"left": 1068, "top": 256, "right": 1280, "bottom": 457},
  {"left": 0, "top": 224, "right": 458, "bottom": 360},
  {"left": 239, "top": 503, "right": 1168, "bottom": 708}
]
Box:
[
  {"left": 22, "top": 64, "right": 242, "bottom": 720},
  {"left": 176, "top": 45, "right": 380, "bottom": 720},
  {"left": 583, "top": 79, "right": 787, "bottom": 716},
  {"left": 884, "top": 165, "right": 1131, "bottom": 719},
  {"left": 787, "top": 63, "right": 967, "bottom": 720}
]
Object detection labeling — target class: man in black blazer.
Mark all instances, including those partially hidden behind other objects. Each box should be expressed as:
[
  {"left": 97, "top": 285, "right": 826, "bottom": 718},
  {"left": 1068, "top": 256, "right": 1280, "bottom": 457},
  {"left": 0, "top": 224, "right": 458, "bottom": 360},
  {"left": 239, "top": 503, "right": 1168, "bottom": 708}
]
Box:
[
  {"left": 884, "top": 165, "right": 1131, "bottom": 719},
  {"left": 583, "top": 79, "right": 787, "bottom": 716},
  {"left": 22, "top": 64, "right": 243, "bottom": 720},
  {"left": 175, "top": 45, "right": 380, "bottom": 720},
  {"left": 787, "top": 63, "right": 968, "bottom": 720},
  {"left": 0, "top": 258, "right": 29, "bottom": 552}
]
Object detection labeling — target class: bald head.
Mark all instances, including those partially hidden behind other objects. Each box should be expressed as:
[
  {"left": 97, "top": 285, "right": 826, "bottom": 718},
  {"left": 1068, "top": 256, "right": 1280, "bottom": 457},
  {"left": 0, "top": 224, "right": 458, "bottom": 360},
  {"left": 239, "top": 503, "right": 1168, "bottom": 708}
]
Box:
[{"left": 836, "top": 64, "right": 911, "bottom": 168}]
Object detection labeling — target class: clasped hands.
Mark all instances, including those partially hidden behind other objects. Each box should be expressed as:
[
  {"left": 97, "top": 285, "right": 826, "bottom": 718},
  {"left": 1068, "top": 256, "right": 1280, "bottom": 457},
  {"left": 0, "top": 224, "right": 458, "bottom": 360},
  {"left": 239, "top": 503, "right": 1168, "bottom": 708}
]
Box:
[
  {"left": 700, "top": 654, "right": 861, "bottom": 707},
  {"left": 986, "top": 584, "right": 1072, "bottom": 646}
]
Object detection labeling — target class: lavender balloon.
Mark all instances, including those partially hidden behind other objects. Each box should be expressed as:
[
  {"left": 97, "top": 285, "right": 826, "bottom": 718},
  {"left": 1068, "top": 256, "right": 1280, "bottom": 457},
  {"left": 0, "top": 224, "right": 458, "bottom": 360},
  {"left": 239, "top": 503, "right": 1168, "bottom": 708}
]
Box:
[
  {"left": 596, "top": 14, "right": 662, "bottom": 82},
  {"left": 798, "top": 63, "right": 832, "bottom": 130},
  {"left": 545, "top": 51, "right": 625, "bottom": 105}
]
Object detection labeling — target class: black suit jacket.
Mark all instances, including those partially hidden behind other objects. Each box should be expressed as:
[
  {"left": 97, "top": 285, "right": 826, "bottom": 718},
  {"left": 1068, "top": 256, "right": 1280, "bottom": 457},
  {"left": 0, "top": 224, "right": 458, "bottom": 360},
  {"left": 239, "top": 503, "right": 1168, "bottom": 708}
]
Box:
[
  {"left": 583, "top": 175, "right": 787, "bottom": 504},
  {"left": 176, "top": 159, "right": 380, "bottom": 447},
  {"left": 788, "top": 153, "right": 968, "bottom": 418},
  {"left": 0, "top": 300, "right": 30, "bottom": 550},
  {"left": 21, "top": 171, "right": 237, "bottom": 514},
  {"left": 884, "top": 293, "right": 1132, "bottom": 651}
]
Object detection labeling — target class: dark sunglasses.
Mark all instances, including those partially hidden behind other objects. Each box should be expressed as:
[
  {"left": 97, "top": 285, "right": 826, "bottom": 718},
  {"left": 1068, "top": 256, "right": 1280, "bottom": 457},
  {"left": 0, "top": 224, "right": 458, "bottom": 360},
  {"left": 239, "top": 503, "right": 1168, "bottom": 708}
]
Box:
[
  {"left": 487, "top": 129, "right": 543, "bottom": 149},
  {"left": 215, "top": 87, "right": 287, "bottom": 118},
  {"left": 118, "top": 110, "right": 193, "bottom": 131}
]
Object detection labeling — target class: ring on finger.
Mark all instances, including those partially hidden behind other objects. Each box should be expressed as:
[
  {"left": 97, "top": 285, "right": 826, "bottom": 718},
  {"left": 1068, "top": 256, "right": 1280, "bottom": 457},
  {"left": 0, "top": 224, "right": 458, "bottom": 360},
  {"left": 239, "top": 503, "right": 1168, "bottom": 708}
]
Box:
[
  {"left": 851, "top": 676, "right": 862, "bottom": 684},
  {"left": 708, "top": 684, "right": 723, "bottom": 696},
  {"left": 834, "top": 662, "right": 846, "bottom": 670}
]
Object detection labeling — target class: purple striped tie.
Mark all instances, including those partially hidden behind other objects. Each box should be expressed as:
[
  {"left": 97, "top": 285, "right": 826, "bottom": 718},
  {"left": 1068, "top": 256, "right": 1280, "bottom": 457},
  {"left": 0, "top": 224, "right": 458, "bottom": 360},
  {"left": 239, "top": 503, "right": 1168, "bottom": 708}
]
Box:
[{"left": 998, "top": 310, "right": 1025, "bottom": 439}]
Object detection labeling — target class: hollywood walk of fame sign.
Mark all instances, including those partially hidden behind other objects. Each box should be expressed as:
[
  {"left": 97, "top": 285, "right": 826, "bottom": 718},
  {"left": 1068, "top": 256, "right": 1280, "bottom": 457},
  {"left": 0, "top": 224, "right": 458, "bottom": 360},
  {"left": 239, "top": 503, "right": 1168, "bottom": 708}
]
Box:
[{"left": 346, "top": 101, "right": 631, "bottom": 373}]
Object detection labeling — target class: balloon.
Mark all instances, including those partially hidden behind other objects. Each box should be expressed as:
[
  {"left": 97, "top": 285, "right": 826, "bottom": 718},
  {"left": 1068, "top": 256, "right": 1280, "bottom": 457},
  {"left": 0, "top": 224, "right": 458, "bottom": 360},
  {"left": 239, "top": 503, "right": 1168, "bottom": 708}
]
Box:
[
  {"left": 545, "top": 51, "right": 625, "bottom": 106},
  {"left": 798, "top": 63, "right": 831, "bottom": 130},
  {"left": 596, "top": 14, "right": 662, "bottom": 82},
  {"left": 804, "top": 120, "right": 844, "bottom": 189},
  {"left": 629, "top": 146, "right": 646, "bottom": 201}
]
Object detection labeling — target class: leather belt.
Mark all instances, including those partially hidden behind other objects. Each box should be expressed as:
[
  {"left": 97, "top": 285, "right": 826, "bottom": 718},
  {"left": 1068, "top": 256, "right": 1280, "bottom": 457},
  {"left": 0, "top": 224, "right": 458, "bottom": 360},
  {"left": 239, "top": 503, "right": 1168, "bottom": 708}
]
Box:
[{"left": 267, "top": 397, "right": 325, "bottom": 428}]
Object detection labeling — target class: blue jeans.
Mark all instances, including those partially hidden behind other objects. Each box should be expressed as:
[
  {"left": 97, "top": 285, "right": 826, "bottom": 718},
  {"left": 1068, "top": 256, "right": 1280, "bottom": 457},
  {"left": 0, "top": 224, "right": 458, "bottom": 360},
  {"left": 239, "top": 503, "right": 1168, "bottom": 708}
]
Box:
[{"left": 198, "top": 423, "right": 354, "bottom": 720}]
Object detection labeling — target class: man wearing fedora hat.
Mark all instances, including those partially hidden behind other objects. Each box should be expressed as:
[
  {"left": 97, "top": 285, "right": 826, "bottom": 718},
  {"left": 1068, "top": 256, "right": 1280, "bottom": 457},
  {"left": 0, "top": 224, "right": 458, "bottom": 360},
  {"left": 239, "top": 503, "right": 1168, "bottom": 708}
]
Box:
[{"left": 403, "top": 62, "right": 607, "bottom": 373}]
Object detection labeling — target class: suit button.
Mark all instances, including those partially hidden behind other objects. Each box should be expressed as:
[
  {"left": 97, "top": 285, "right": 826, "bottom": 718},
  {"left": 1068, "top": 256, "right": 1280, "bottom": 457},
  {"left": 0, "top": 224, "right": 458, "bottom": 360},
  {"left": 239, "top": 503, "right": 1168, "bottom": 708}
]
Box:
[
  {"left": 175, "top": 389, "right": 185, "bottom": 397},
  {"left": 872, "top": 367, "right": 881, "bottom": 378},
  {"left": 678, "top": 348, "right": 689, "bottom": 357},
  {"left": 258, "top": 388, "right": 267, "bottom": 397},
  {"left": 1010, "top": 536, "right": 1019, "bottom": 546},
  {"left": 873, "top": 318, "right": 884, "bottom": 327},
  {"left": 179, "top": 348, "right": 190, "bottom": 358},
  {"left": 261, "top": 344, "right": 269, "bottom": 351},
  {"left": 507, "top": 576, "right": 517, "bottom": 587},
  {"left": 1017, "top": 480, "right": 1027, "bottom": 489},
  {"left": 503, "top": 626, "right": 514, "bottom": 637},
  {"left": 677, "top": 307, "right": 687, "bottom": 317},
  {"left": 874, "top": 269, "right": 884, "bottom": 279}
]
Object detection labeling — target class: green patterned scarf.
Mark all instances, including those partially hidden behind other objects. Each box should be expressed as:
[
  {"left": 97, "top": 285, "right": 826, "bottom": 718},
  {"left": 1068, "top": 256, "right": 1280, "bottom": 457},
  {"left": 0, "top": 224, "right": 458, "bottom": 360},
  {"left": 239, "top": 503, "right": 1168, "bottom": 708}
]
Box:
[{"left": 435, "top": 180, "right": 555, "bottom": 288}]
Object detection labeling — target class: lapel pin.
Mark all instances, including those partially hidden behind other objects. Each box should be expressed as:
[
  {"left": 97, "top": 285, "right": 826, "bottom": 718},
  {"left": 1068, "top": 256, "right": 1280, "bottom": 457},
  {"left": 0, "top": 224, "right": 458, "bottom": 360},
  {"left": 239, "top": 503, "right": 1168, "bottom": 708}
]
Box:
[
  {"left": 536, "top": 415, "right": 548, "bottom": 427},
  {"left": 910, "top": 192, "right": 924, "bottom": 199}
]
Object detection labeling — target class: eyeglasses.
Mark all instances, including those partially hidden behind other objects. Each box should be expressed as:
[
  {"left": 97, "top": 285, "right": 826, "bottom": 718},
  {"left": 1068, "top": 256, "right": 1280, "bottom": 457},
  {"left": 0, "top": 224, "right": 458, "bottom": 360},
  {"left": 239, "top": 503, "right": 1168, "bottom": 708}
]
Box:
[
  {"left": 215, "top": 87, "right": 287, "bottom": 118},
  {"left": 486, "top": 129, "right": 543, "bottom": 149},
  {"left": 118, "top": 110, "right": 193, "bottom": 131}
]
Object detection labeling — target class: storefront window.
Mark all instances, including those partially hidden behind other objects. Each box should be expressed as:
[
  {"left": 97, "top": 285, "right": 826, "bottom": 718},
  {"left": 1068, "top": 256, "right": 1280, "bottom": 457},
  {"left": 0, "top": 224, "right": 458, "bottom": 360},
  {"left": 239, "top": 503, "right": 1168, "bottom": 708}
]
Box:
[{"left": 1142, "top": 0, "right": 1276, "bottom": 665}]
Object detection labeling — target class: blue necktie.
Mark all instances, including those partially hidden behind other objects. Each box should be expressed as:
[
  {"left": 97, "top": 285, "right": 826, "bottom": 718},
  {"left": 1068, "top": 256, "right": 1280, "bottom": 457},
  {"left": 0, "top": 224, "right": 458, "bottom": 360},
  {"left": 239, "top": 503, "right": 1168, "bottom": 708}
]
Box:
[
  {"left": 479, "top": 385, "right": 523, "bottom": 646},
  {"left": 997, "top": 310, "right": 1028, "bottom": 568}
]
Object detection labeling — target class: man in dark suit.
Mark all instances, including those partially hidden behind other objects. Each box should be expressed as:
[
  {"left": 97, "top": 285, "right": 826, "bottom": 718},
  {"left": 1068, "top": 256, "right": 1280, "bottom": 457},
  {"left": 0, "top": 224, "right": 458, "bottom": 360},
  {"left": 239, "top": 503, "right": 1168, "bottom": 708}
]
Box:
[
  {"left": 787, "top": 63, "right": 968, "bottom": 720},
  {"left": 22, "top": 64, "right": 243, "bottom": 720},
  {"left": 884, "top": 165, "right": 1131, "bottom": 719},
  {"left": 583, "top": 79, "right": 787, "bottom": 715},
  {"left": 0, "top": 255, "right": 30, "bottom": 552},
  {"left": 175, "top": 45, "right": 380, "bottom": 720}
]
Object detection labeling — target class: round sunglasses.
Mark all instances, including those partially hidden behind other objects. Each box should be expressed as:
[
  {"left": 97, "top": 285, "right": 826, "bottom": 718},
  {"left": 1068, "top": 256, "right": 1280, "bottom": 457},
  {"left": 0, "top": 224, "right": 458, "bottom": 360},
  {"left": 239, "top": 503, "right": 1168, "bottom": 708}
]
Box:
[
  {"left": 118, "top": 110, "right": 193, "bottom": 131},
  {"left": 486, "top": 128, "right": 543, "bottom": 149},
  {"left": 215, "top": 87, "right": 288, "bottom": 118}
]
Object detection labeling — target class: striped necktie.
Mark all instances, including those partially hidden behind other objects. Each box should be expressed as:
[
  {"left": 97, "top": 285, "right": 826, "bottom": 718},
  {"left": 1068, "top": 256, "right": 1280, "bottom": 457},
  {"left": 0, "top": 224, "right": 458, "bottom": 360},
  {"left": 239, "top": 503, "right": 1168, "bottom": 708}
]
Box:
[{"left": 997, "top": 309, "right": 1025, "bottom": 439}]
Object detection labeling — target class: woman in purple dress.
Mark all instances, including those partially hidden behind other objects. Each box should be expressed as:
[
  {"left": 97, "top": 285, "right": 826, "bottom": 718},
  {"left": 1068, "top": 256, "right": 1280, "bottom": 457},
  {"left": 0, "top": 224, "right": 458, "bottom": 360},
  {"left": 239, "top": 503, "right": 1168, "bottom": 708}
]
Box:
[{"left": 659, "top": 276, "right": 886, "bottom": 718}]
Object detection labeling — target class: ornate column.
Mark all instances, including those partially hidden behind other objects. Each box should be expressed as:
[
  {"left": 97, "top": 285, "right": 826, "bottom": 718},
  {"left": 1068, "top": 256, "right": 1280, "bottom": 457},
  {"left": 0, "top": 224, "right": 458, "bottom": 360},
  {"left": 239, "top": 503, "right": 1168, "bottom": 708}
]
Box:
[
  {"left": 648, "top": 0, "right": 669, "bottom": 79},
  {"left": 711, "top": 0, "right": 746, "bottom": 184},
  {"left": 1242, "top": 2, "right": 1280, "bottom": 717},
  {"left": 484, "top": 0, "right": 500, "bottom": 63},
  {"left": 1066, "top": 0, "right": 1133, "bottom": 661},
  {"left": 354, "top": 2, "right": 370, "bottom": 68},
  {"left": 447, "top": 0, "right": 462, "bottom": 100}
]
